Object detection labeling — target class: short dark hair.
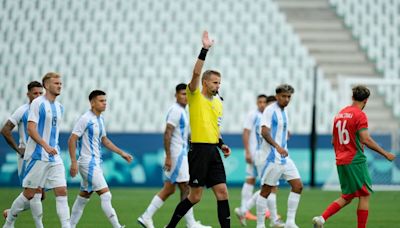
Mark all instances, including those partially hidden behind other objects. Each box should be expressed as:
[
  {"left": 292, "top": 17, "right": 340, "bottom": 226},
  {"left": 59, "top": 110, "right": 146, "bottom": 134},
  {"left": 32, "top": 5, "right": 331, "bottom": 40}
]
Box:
[
  {"left": 257, "top": 94, "right": 267, "bottom": 100},
  {"left": 89, "top": 90, "right": 106, "bottom": 101},
  {"left": 27, "top": 81, "right": 42, "bottom": 91},
  {"left": 176, "top": 83, "right": 187, "bottom": 92},
  {"left": 276, "top": 84, "right": 295, "bottom": 94},
  {"left": 266, "top": 95, "right": 277, "bottom": 103},
  {"left": 352, "top": 85, "right": 370, "bottom": 101},
  {"left": 201, "top": 70, "right": 221, "bottom": 82}
]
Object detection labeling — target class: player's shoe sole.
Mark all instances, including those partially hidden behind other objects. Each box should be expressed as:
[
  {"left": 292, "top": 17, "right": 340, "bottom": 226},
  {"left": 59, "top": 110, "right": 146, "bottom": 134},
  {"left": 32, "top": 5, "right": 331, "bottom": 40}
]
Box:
[{"left": 312, "top": 216, "right": 324, "bottom": 228}]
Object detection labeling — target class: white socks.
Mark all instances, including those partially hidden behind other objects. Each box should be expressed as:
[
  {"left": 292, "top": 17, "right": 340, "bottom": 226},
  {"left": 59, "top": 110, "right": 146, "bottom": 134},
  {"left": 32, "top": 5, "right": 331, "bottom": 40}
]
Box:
[
  {"left": 100, "top": 192, "right": 121, "bottom": 228},
  {"left": 56, "top": 196, "right": 71, "bottom": 228},
  {"left": 286, "top": 192, "right": 301, "bottom": 225},
  {"left": 267, "top": 192, "right": 278, "bottom": 222},
  {"left": 30, "top": 193, "right": 44, "bottom": 228},
  {"left": 142, "top": 195, "right": 164, "bottom": 219},
  {"left": 184, "top": 208, "right": 196, "bottom": 226},
  {"left": 70, "top": 195, "right": 90, "bottom": 227},
  {"left": 256, "top": 194, "right": 268, "bottom": 227},
  {"left": 5, "top": 192, "right": 29, "bottom": 225},
  {"left": 240, "top": 183, "right": 254, "bottom": 212},
  {"left": 244, "top": 189, "right": 261, "bottom": 214}
]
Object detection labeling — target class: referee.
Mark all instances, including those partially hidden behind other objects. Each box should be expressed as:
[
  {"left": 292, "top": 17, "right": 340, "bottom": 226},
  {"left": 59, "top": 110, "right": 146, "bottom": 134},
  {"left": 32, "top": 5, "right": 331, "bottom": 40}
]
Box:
[{"left": 166, "top": 31, "right": 231, "bottom": 228}]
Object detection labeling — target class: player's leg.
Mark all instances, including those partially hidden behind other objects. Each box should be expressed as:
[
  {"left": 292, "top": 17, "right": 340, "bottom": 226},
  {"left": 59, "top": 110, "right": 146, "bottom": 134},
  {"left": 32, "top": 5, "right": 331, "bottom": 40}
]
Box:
[
  {"left": 49, "top": 163, "right": 70, "bottom": 228},
  {"left": 2, "top": 187, "right": 37, "bottom": 228},
  {"left": 313, "top": 196, "right": 352, "bottom": 227},
  {"left": 283, "top": 158, "right": 302, "bottom": 228},
  {"left": 211, "top": 183, "right": 230, "bottom": 228},
  {"left": 96, "top": 188, "right": 124, "bottom": 228},
  {"left": 357, "top": 196, "right": 369, "bottom": 228},
  {"left": 239, "top": 163, "right": 256, "bottom": 215},
  {"left": 138, "top": 181, "right": 176, "bottom": 228},
  {"left": 70, "top": 191, "right": 92, "bottom": 228}
]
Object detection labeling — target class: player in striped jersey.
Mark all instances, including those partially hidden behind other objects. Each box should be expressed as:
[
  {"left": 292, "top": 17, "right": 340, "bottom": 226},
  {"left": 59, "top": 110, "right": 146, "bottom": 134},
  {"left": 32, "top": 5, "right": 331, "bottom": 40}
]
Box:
[
  {"left": 312, "top": 85, "right": 396, "bottom": 228},
  {"left": 1, "top": 81, "right": 43, "bottom": 225},
  {"left": 138, "top": 84, "right": 210, "bottom": 228},
  {"left": 3, "top": 72, "right": 71, "bottom": 228},
  {"left": 257, "top": 84, "right": 302, "bottom": 228},
  {"left": 69, "top": 90, "right": 132, "bottom": 228}
]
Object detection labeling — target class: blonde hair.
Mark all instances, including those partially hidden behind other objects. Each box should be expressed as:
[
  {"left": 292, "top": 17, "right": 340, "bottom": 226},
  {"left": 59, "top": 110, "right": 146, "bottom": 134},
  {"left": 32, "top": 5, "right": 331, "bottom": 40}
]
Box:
[{"left": 42, "top": 72, "right": 61, "bottom": 89}]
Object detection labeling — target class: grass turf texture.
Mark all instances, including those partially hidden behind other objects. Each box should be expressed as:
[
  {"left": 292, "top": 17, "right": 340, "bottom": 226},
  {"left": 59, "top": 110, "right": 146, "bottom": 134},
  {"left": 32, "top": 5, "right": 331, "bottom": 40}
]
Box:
[{"left": 0, "top": 188, "right": 399, "bottom": 227}]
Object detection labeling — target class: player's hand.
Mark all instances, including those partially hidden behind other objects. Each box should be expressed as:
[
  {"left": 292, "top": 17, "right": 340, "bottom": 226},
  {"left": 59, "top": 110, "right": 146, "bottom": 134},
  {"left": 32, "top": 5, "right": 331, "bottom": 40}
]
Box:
[
  {"left": 276, "top": 146, "right": 288, "bottom": 157},
  {"left": 222, "top": 145, "right": 231, "bottom": 158},
  {"left": 164, "top": 156, "right": 172, "bottom": 171},
  {"left": 121, "top": 152, "right": 133, "bottom": 163},
  {"left": 202, "top": 31, "right": 214, "bottom": 49},
  {"left": 385, "top": 152, "right": 396, "bottom": 161},
  {"left": 70, "top": 161, "right": 78, "bottom": 177},
  {"left": 245, "top": 151, "right": 252, "bottom": 164},
  {"left": 44, "top": 145, "right": 57, "bottom": 155}
]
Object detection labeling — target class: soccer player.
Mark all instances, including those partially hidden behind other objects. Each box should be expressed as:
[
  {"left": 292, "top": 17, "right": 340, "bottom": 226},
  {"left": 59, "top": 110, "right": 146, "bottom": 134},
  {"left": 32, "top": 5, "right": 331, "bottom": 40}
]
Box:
[
  {"left": 137, "top": 83, "right": 210, "bottom": 228},
  {"left": 1, "top": 81, "right": 43, "bottom": 224},
  {"left": 235, "top": 95, "right": 281, "bottom": 226},
  {"left": 312, "top": 85, "right": 396, "bottom": 228},
  {"left": 3, "top": 72, "right": 71, "bottom": 228},
  {"left": 256, "top": 84, "right": 301, "bottom": 228},
  {"left": 68, "top": 90, "right": 133, "bottom": 228},
  {"left": 165, "top": 31, "right": 231, "bottom": 228}
]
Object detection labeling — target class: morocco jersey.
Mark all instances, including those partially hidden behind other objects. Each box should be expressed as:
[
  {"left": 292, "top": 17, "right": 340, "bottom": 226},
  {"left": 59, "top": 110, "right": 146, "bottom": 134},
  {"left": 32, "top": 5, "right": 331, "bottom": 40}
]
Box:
[
  {"left": 24, "top": 96, "right": 64, "bottom": 163},
  {"left": 72, "top": 110, "right": 107, "bottom": 166},
  {"left": 243, "top": 109, "right": 263, "bottom": 157},
  {"left": 8, "top": 103, "right": 30, "bottom": 149},
  {"left": 333, "top": 105, "right": 368, "bottom": 165}
]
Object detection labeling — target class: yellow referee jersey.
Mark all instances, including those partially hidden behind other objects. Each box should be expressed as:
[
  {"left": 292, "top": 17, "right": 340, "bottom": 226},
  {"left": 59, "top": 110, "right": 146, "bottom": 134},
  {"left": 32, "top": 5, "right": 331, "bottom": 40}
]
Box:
[{"left": 186, "top": 86, "right": 222, "bottom": 143}]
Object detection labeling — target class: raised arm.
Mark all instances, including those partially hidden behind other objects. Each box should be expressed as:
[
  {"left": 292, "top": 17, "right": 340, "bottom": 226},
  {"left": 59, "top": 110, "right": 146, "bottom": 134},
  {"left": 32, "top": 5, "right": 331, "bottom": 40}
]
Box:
[
  {"left": 188, "top": 31, "right": 214, "bottom": 92},
  {"left": 359, "top": 130, "right": 396, "bottom": 161},
  {"left": 102, "top": 136, "right": 133, "bottom": 163},
  {"left": 1, "top": 120, "right": 21, "bottom": 154},
  {"left": 68, "top": 134, "right": 79, "bottom": 177}
]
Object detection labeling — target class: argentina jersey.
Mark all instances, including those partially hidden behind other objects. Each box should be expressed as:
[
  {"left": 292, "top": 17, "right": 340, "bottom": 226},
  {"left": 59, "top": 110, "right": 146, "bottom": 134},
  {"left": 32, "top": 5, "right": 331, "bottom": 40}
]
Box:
[
  {"left": 9, "top": 103, "right": 30, "bottom": 148},
  {"left": 166, "top": 103, "right": 189, "bottom": 157},
  {"left": 243, "top": 110, "right": 263, "bottom": 157},
  {"left": 72, "top": 111, "right": 106, "bottom": 166},
  {"left": 24, "top": 96, "right": 64, "bottom": 163},
  {"left": 260, "top": 102, "right": 289, "bottom": 164}
]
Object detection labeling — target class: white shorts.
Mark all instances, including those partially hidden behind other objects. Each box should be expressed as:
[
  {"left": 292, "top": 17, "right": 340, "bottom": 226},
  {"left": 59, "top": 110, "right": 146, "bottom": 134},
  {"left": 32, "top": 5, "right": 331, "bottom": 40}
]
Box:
[
  {"left": 260, "top": 158, "right": 300, "bottom": 186},
  {"left": 22, "top": 159, "right": 67, "bottom": 189},
  {"left": 79, "top": 162, "right": 108, "bottom": 192},
  {"left": 164, "top": 154, "right": 189, "bottom": 183},
  {"left": 245, "top": 163, "right": 258, "bottom": 179}
]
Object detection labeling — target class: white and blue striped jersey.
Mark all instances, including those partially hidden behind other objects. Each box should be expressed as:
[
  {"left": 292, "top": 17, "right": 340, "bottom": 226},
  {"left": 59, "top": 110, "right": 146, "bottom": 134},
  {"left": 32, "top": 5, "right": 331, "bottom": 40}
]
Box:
[
  {"left": 8, "top": 103, "right": 30, "bottom": 149},
  {"left": 72, "top": 110, "right": 107, "bottom": 166},
  {"left": 243, "top": 109, "right": 263, "bottom": 157},
  {"left": 260, "top": 102, "right": 289, "bottom": 164},
  {"left": 166, "top": 103, "right": 189, "bottom": 157},
  {"left": 24, "top": 96, "right": 64, "bottom": 163}
]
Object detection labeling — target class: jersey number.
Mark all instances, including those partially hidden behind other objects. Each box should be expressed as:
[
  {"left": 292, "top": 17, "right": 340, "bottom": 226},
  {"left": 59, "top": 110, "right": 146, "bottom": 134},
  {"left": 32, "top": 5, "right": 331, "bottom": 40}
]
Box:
[{"left": 336, "top": 120, "right": 350, "bottom": 145}]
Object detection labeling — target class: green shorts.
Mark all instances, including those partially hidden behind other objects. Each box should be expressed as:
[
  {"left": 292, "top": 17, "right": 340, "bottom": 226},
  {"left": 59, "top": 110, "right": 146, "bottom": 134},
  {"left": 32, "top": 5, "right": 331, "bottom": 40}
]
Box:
[{"left": 337, "top": 162, "right": 373, "bottom": 197}]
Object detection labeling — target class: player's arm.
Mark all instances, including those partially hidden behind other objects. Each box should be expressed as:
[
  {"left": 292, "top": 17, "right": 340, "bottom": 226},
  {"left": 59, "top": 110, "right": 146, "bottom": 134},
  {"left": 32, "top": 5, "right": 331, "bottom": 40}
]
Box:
[
  {"left": 218, "top": 133, "right": 231, "bottom": 158},
  {"left": 27, "top": 121, "right": 57, "bottom": 155},
  {"left": 188, "top": 31, "right": 214, "bottom": 92},
  {"left": 1, "top": 120, "right": 22, "bottom": 155},
  {"left": 242, "top": 128, "right": 252, "bottom": 163},
  {"left": 261, "top": 126, "right": 288, "bottom": 157},
  {"left": 102, "top": 136, "right": 133, "bottom": 163},
  {"left": 163, "top": 123, "right": 174, "bottom": 171},
  {"left": 68, "top": 133, "right": 79, "bottom": 177},
  {"left": 359, "top": 130, "right": 396, "bottom": 161}
]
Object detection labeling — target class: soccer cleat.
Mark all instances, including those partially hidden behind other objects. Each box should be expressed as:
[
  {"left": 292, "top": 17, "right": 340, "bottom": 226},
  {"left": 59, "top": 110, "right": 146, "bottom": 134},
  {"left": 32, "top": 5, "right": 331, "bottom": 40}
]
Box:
[
  {"left": 187, "top": 220, "right": 212, "bottom": 228},
  {"left": 137, "top": 216, "right": 154, "bottom": 228},
  {"left": 234, "top": 207, "right": 247, "bottom": 226},
  {"left": 2, "top": 209, "right": 8, "bottom": 220},
  {"left": 245, "top": 211, "right": 257, "bottom": 221},
  {"left": 312, "top": 216, "right": 325, "bottom": 228},
  {"left": 264, "top": 210, "right": 271, "bottom": 219},
  {"left": 269, "top": 218, "right": 285, "bottom": 227}
]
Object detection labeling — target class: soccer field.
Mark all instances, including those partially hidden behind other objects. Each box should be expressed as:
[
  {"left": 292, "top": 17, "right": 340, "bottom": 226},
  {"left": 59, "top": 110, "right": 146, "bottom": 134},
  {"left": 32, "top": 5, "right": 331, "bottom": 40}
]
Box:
[{"left": 1, "top": 187, "right": 399, "bottom": 227}]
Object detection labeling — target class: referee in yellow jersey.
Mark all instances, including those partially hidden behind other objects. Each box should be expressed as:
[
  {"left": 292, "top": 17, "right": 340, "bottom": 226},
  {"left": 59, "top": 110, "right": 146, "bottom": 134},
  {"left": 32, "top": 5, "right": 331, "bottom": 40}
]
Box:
[{"left": 166, "top": 31, "right": 232, "bottom": 228}]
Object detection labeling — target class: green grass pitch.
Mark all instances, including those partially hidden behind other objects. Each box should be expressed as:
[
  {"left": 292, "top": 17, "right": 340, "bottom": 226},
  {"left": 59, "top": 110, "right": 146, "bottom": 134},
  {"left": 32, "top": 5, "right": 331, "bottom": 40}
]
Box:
[{"left": 1, "top": 187, "right": 399, "bottom": 227}]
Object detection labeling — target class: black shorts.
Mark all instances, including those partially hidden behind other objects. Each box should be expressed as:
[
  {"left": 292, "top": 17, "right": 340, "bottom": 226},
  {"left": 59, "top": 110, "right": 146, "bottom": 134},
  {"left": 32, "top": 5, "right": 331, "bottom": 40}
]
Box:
[{"left": 188, "top": 143, "right": 226, "bottom": 188}]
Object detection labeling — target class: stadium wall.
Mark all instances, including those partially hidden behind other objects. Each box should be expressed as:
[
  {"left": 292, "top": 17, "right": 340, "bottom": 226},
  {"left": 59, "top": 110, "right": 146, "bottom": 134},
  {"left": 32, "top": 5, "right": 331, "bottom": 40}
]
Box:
[{"left": 0, "top": 133, "right": 396, "bottom": 187}]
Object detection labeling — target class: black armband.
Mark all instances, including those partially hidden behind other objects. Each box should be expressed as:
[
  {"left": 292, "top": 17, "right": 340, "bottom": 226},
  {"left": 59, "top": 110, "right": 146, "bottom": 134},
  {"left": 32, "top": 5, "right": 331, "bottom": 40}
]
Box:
[
  {"left": 198, "top": 48, "right": 208, "bottom": 60},
  {"left": 218, "top": 138, "right": 224, "bottom": 149}
]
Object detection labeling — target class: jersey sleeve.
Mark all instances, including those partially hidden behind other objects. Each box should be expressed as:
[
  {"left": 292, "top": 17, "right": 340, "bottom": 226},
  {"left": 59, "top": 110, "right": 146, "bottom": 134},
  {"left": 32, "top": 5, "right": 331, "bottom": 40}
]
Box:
[
  {"left": 8, "top": 105, "right": 25, "bottom": 126},
  {"left": 72, "top": 116, "right": 88, "bottom": 137},
  {"left": 28, "top": 99, "right": 41, "bottom": 123},
  {"left": 261, "top": 107, "right": 273, "bottom": 128},
  {"left": 357, "top": 112, "right": 368, "bottom": 131},
  {"left": 243, "top": 111, "right": 254, "bottom": 130},
  {"left": 100, "top": 117, "right": 107, "bottom": 138},
  {"left": 166, "top": 107, "right": 181, "bottom": 127}
]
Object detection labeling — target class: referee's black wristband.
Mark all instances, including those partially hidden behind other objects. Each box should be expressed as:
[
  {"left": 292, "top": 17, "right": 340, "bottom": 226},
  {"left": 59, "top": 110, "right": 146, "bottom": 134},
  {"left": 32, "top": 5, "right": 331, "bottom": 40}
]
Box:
[
  {"left": 198, "top": 48, "right": 208, "bottom": 60},
  {"left": 218, "top": 138, "right": 224, "bottom": 149}
]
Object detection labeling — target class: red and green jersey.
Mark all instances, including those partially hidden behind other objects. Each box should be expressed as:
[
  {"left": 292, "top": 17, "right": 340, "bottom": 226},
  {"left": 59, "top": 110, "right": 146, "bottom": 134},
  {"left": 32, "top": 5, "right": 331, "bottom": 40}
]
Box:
[{"left": 332, "top": 105, "right": 368, "bottom": 165}]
